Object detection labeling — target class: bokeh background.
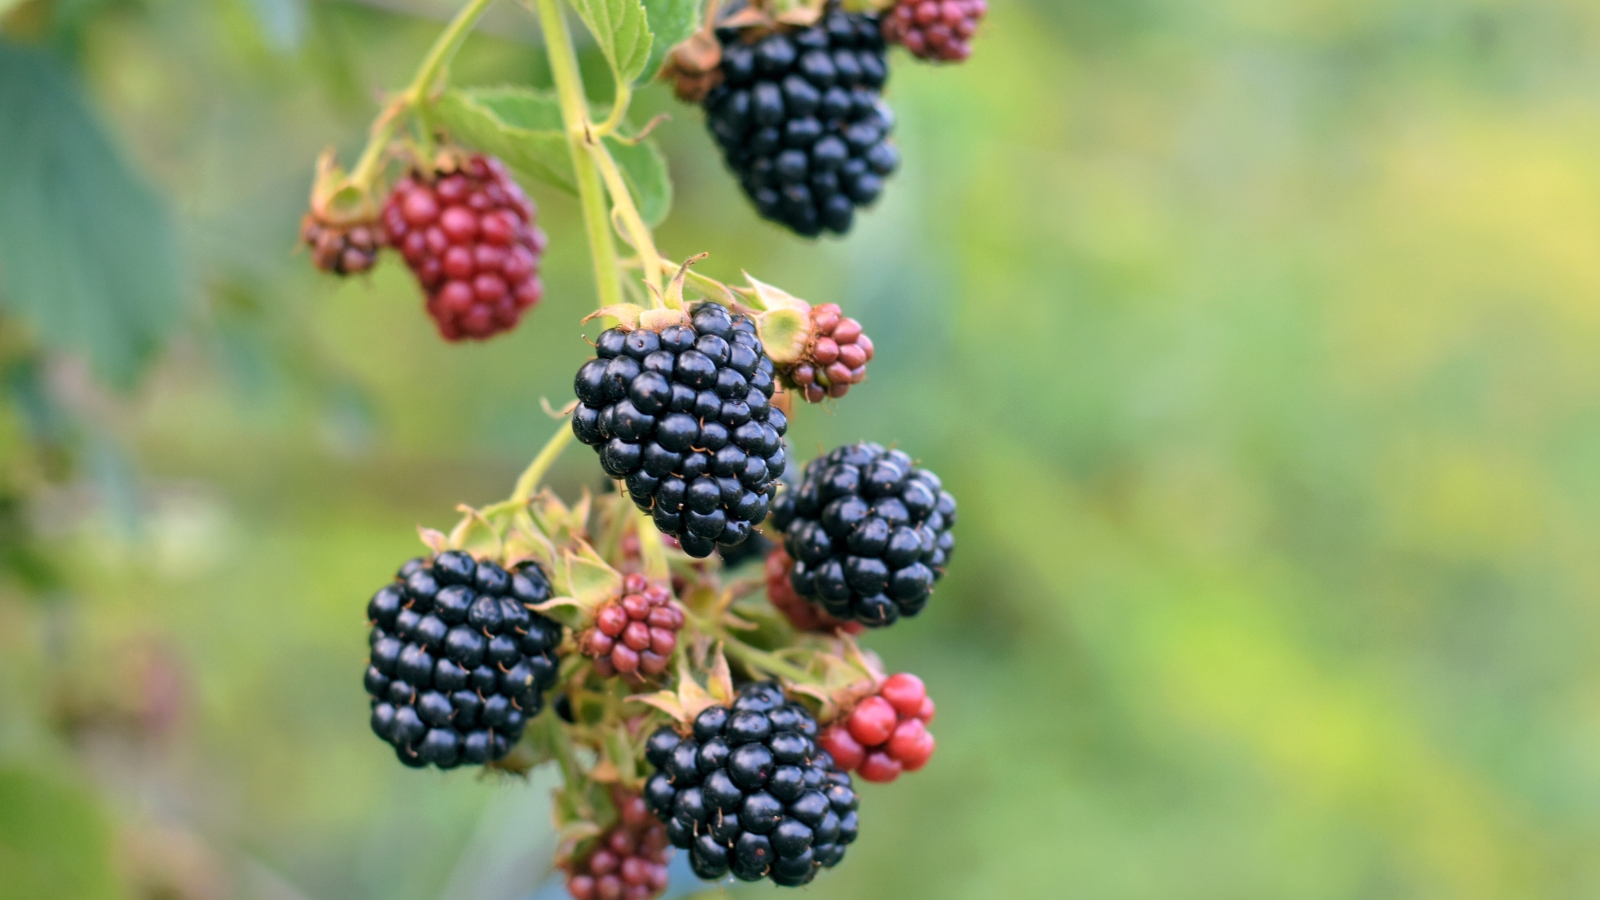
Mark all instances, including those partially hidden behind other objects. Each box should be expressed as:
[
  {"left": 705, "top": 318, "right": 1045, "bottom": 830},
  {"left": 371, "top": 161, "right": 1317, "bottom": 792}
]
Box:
[{"left": 4, "top": 0, "right": 1600, "bottom": 898}]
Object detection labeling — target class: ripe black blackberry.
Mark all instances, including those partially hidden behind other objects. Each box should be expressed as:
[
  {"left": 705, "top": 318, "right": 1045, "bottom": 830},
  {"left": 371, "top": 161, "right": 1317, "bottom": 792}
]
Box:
[
  {"left": 703, "top": 10, "right": 899, "bottom": 237},
  {"left": 364, "top": 551, "right": 563, "bottom": 769},
  {"left": 715, "top": 528, "right": 774, "bottom": 569},
  {"left": 642, "top": 684, "right": 859, "bottom": 886},
  {"left": 572, "top": 303, "right": 789, "bottom": 560},
  {"left": 770, "top": 442, "right": 955, "bottom": 627}
]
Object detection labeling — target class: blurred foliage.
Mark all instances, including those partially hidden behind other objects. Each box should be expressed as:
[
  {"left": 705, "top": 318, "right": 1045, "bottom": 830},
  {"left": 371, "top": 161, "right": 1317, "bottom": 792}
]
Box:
[{"left": 2, "top": 0, "right": 1600, "bottom": 899}]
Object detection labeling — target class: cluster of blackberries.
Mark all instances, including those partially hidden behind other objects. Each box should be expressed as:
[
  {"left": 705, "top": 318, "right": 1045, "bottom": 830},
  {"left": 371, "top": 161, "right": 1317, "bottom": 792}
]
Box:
[
  {"left": 565, "top": 788, "right": 673, "bottom": 900},
  {"left": 578, "top": 573, "right": 684, "bottom": 678},
  {"left": 643, "top": 684, "right": 858, "bottom": 886},
  {"left": 818, "top": 673, "right": 936, "bottom": 783},
  {"left": 364, "top": 552, "right": 562, "bottom": 768},
  {"left": 300, "top": 214, "right": 382, "bottom": 275},
  {"left": 771, "top": 442, "right": 955, "bottom": 627},
  {"left": 704, "top": 11, "right": 898, "bottom": 237},
  {"left": 382, "top": 154, "right": 546, "bottom": 341},
  {"left": 572, "top": 303, "right": 788, "bottom": 559}
]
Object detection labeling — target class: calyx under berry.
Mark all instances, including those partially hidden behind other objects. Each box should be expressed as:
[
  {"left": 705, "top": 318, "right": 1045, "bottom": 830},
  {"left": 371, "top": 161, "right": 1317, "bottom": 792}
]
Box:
[{"left": 302, "top": 148, "right": 387, "bottom": 276}]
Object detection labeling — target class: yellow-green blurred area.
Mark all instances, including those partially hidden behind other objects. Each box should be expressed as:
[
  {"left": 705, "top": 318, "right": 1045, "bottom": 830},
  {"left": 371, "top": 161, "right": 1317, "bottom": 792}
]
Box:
[{"left": 3, "top": 0, "right": 1600, "bottom": 897}]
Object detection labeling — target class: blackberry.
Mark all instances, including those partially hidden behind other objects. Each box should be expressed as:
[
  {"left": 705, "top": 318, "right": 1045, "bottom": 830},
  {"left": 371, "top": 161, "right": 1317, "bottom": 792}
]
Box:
[
  {"left": 765, "top": 546, "right": 861, "bottom": 635},
  {"left": 771, "top": 442, "right": 955, "bottom": 627},
  {"left": 363, "top": 551, "right": 562, "bottom": 769},
  {"left": 382, "top": 154, "right": 546, "bottom": 341},
  {"left": 578, "top": 573, "right": 684, "bottom": 679},
  {"left": 571, "top": 303, "right": 789, "bottom": 559},
  {"left": 715, "top": 528, "right": 774, "bottom": 569},
  {"left": 882, "top": 0, "right": 987, "bottom": 63},
  {"left": 703, "top": 10, "right": 899, "bottom": 237},
  {"left": 818, "top": 673, "right": 936, "bottom": 783},
  {"left": 642, "top": 683, "right": 859, "bottom": 886},
  {"left": 778, "top": 303, "right": 874, "bottom": 403},
  {"left": 300, "top": 213, "right": 382, "bottom": 275},
  {"left": 565, "top": 787, "right": 673, "bottom": 900}
]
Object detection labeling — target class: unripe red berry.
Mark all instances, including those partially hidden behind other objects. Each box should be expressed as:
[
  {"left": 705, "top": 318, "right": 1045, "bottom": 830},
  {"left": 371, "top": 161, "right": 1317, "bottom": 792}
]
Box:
[
  {"left": 565, "top": 789, "right": 674, "bottom": 900},
  {"left": 847, "top": 696, "right": 898, "bottom": 746},
  {"left": 776, "top": 304, "right": 876, "bottom": 403},
  {"left": 578, "top": 579, "right": 683, "bottom": 682},
  {"left": 819, "top": 673, "right": 939, "bottom": 781},
  {"left": 857, "top": 750, "right": 903, "bottom": 783},
  {"left": 382, "top": 154, "right": 545, "bottom": 341},
  {"left": 888, "top": 718, "right": 935, "bottom": 770},
  {"left": 879, "top": 672, "right": 926, "bottom": 717},
  {"left": 819, "top": 723, "right": 866, "bottom": 771},
  {"left": 883, "top": 0, "right": 986, "bottom": 62},
  {"left": 300, "top": 213, "right": 383, "bottom": 276}
]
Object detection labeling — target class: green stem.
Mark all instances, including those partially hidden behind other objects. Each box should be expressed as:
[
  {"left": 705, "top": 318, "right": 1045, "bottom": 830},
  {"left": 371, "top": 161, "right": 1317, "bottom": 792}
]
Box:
[
  {"left": 721, "top": 636, "right": 815, "bottom": 685},
  {"left": 348, "top": 0, "right": 497, "bottom": 190},
  {"left": 590, "top": 144, "right": 664, "bottom": 296},
  {"left": 541, "top": 714, "right": 593, "bottom": 820},
  {"left": 590, "top": 82, "right": 634, "bottom": 139},
  {"left": 533, "top": 0, "right": 625, "bottom": 311},
  {"left": 510, "top": 421, "right": 576, "bottom": 505}
]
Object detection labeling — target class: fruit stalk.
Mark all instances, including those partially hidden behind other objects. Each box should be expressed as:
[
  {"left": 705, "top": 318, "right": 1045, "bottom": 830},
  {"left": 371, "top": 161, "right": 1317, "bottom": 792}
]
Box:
[
  {"left": 532, "top": 0, "right": 627, "bottom": 310},
  {"left": 510, "top": 420, "right": 578, "bottom": 505},
  {"left": 349, "top": 0, "right": 500, "bottom": 191},
  {"left": 718, "top": 633, "right": 815, "bottom": 685}
]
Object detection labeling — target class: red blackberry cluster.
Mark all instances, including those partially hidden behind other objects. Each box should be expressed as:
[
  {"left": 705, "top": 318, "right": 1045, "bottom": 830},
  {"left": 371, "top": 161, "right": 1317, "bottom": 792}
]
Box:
[
  {"left": 565, "top": 788, "right": 673, "bottom": 900},
  {"left": 703, "top": 11, "right": 898, "bottom": 236},
  {"left": 643, "top": 683, "right": 858, "bottom": 886},
  {"left": 572, "top": 303, "right": 789, "bottom": 559},
  {"left": 300, "top": 214, "right": 383, "bottom": 275},
  {"left": 381, "top": 154, "right": 546, "bottom": 341},
  {"left": 780, "top": 303, "right": 874, "bottom": 402},
  {"left": 765, "top": 547, "right": 861, "bottom": 635},
  {"left": 770, "top": 443, "right": 955, "bottom": 627},
  {"left": 882, "top": 0, "right": 987, "bottom": 63},
  {"left": 364, "top": 552, "right": 562, "bottom": 768},
  {"left": 578, "top": 573, "right": 684, "bottom": 679},
  {"left": 818, "top": 674, "right": 935, "bottom": 783}
]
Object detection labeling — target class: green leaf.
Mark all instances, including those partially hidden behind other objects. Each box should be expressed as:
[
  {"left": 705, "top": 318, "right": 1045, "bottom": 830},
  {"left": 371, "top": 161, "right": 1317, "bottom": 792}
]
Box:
[
  {"left": 431, "top": 87, "right": 574, "bottom": 192},
  {"left": 567, "top": 0, "right": 653, "bottom": 85},
  {"left": 0, "top": 43, "right": 184, "bottom": 390},
  {"left": 638, "top": 0, "right": 701, "bottom": 86},
  {"left": 608, "top": 134, "right": 672, "bottom": 226},
  {"left": 0, "top": 765, "right": 121, "bottom": 900},
  {"left": 432, "top": 86, "right": 672, "bottom": 225}
]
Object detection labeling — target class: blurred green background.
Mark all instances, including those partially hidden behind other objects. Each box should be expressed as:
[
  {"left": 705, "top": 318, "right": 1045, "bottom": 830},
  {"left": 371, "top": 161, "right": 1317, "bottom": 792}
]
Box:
[{"left": 4, "top": 0, "right": 1600, "bottom": 898}]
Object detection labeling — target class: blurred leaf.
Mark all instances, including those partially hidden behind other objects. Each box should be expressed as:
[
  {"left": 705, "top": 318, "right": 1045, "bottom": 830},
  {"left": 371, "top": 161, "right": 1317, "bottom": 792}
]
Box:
[
  {"left": 245, "top": 0, "right": 306, "bottom": 52},
  {"left": 433, "top": 86, "right": 672, "bottom": 224},
  {"left": 608, "top": 133, "right": 671, "bottom": 226},
  {"left": 567, "top": 0, "right": 652, "bottom": 85},
  {"left": 0, "top": 765, "right": 120, "bottom": 900},
  {"left": 432, "top": 87, "right": 574, "bottom": 192},
  {"left": 638, "top": 0, "right": 699, "bottom": 86},
  {"left": 0, "top": 42, "right": 183, "bottom": 390}
]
